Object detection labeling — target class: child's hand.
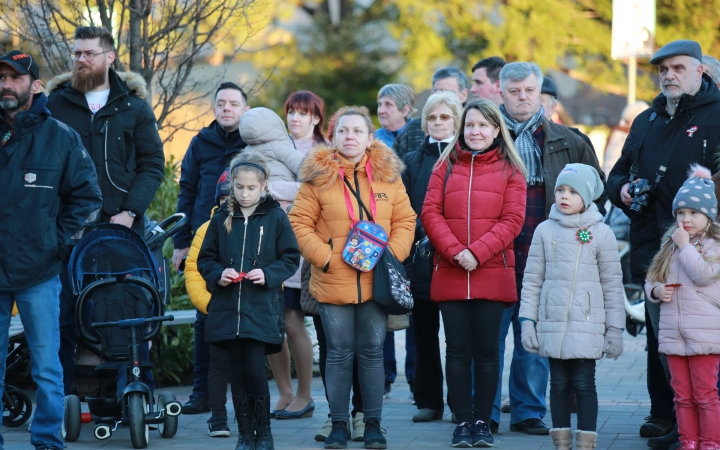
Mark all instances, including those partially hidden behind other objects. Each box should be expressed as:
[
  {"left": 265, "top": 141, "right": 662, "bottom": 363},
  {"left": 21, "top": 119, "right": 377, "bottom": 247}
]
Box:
[
  {"left": 672, "top": 225, "right": 690, "bottom": 249},
  {"left": 520, "top": 321, "right": 539, "bottom": 353},
  {"left": 246, "top": 269, "right": 266, "bottom": 285},
  {"left": 604, "top": 327, "right": 624, "bottom": 360},
  {"left": 219, "top": 268, "right": 239, "bottom": 287},
  {"left": 653, "top": 286, "right": 676, "bottom": 303}
]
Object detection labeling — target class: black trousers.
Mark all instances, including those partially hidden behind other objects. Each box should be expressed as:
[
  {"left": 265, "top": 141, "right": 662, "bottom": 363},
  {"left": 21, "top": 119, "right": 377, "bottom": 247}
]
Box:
[
  {"left": 549, "top": 358, "right": 598, "bottom": 431},
  {"left": 219, "top": 338, "right": 269, "bottom": 398},
  {"left": 208, "top": 342, "right": 231, "bottom": 416},
  {"left": 313, "top": 315, "right": 363, "bottom": 415},
  {"left": 439, "top": 299, "right": 506, "bottom": 423},
  {"left": 411, "top": 298, "right": 445, "bottom": 410},
  {"left": 645, "top": 306, "right": 676, "bottom": 420}
]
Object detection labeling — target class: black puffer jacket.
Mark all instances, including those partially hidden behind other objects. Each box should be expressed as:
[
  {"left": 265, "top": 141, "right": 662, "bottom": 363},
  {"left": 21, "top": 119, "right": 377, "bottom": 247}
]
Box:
[
  {"left": 197, "top": 196, "right": 300, "bottom": 353},
  {"left": 0, "top": 93, "right": 102, "bottom": 290},
  {"left": 608, "top": 74, "right": 720, "bottom": 282},
  {"left": 401, "top": 136, "right": 449, "bottom": 300},
  {"left": 46, "top": 69, "right": 164, "bottom": 218}
]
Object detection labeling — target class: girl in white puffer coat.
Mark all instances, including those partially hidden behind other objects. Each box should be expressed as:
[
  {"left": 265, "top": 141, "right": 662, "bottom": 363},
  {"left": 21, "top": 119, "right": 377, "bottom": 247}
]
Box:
[{"left": 519, "top": 164, "right": 625, "bottom": 450}]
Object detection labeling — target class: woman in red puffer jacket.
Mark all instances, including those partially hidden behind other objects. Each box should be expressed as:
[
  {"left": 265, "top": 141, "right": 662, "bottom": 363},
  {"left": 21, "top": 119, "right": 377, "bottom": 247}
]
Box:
[{"left": 420, "top": 99, "right": 527, "bottom": 448}]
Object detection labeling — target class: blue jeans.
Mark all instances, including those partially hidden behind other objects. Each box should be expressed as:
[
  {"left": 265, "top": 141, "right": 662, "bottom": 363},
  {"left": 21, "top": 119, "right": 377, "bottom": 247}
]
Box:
[
  {"left": 492, "top": 295, "right": 549, "bottom": 425},
  {"left": 192, "top": 311, "right": 210, "bottom": 398},
  {"left": 0, "top": 276, "right": 65, "bottom": 449},
  {"left": 383, "top": 316, "right": 416, "bottom": 385}
]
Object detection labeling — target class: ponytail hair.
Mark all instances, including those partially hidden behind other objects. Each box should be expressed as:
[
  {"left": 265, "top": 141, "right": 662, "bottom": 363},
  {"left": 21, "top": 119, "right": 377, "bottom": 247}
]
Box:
[{"left": 224, "top": 152, "right": 271, "bottom": 233}]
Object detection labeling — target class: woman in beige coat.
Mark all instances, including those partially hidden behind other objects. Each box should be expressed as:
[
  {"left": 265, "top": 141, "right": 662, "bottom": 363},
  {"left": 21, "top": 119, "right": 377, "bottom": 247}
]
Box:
[{"left": 519, "top": 164, "right": 625, "bottom": 450}]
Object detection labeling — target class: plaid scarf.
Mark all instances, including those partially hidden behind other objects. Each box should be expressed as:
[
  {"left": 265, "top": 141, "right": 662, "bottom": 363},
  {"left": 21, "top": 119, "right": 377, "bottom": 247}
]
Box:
[{"left": 500, "top": 105, "right": 545, "bottom": 185}]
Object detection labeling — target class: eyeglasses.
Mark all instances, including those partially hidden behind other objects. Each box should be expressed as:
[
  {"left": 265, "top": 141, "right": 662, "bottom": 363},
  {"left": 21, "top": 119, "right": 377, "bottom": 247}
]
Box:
[
  {"left": 425, "top": 114, "right": 455, "bottom": 122},
  {"left": 71, "top": 51, "right": 111, "bottom": 62}
]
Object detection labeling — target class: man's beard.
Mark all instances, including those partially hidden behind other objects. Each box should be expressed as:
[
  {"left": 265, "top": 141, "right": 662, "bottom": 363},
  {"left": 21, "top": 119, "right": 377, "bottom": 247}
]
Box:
[
  {"left": 71, "top": 62, "right": 108, "bottom": 93},
  {"left": 0, "top": 87, "right": 32, "bottom": 113}
]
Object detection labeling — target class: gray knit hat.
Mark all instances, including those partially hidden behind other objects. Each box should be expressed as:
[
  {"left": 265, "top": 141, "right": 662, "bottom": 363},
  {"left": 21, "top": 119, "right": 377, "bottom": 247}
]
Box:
[
  {"left": 672, "top": 164, "right": 718, "bottom": 221},
  {"left": 555, "top": 163, "right": 604, "bottom": 209}
]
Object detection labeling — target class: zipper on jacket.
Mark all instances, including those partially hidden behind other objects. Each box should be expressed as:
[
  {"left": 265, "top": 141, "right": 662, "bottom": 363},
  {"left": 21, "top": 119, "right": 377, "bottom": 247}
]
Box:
[
  {"left": 257, "top": 226, "right": 264, "bottom": 255},
  {"left": 585, "top": 292, "right": 591, "bottom": 320},
  {"left": 467, "top": 154, "right": 476, "bottom": 300},
  {"left": 354, "top": 167, "right": 362, "bottom": 304},
  {"left": 553, "top": 240, "right": 557, "bottom": 268},
  {"left": 237, "top": 216, "right": 249, "bottom": 335},
  {"left": 435, "top": 253, "right": 441, "bottom": 271},
  {"left": 559, "top": 243, "right": 583, "bottom": 358},
  {"left": 697, "top": 290, "right": 720, "bottom": 309},
  {"left": 501, "top": 250, "right": 507, "bottom": 269},
  {"left": 103, "top": 119, "right": 129, "bottom": 194}
]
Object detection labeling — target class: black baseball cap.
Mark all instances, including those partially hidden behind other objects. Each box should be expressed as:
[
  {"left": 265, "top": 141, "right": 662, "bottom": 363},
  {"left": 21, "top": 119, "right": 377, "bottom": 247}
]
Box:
[{"left": 0, "top": 50, "right": 40, "bottom": 80}]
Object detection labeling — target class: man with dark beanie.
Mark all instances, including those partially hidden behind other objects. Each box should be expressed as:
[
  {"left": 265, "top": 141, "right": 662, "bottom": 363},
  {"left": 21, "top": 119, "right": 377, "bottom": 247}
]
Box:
[{"left": 174, "top": 81, "right": 249, "bottom": 414}]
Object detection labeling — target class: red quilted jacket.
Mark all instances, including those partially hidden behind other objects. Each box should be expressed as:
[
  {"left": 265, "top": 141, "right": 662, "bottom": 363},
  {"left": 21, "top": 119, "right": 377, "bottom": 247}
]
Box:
[{"left": 421, "top": 145, "right": 527, "bottom": 302}]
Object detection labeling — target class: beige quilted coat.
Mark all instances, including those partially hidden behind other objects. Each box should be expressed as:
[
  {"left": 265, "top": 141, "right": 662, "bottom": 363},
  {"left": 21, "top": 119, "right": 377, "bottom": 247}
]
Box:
[
  {"left": 519, "top": 203, "right": 625, "bottom": 360},
  {"left": 645, "top": 239, "right": 720, "bottom": 356}
]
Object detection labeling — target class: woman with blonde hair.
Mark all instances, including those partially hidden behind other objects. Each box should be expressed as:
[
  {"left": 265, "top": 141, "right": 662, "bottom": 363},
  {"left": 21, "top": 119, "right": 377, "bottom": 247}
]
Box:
[
  {"left": 289, "top": 106, "right": 416, "bottom": 449},
  {"left": 401, "top": 91, "right": 463, "bottom": 423},
  {"left": 421, "top": 99, "right": 527, "bottom": 447}
]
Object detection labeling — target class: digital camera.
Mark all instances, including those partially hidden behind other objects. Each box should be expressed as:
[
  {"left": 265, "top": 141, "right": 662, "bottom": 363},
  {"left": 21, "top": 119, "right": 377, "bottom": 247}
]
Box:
[{"left": 629, "top": 179, "right": 653, "bottom": 213}]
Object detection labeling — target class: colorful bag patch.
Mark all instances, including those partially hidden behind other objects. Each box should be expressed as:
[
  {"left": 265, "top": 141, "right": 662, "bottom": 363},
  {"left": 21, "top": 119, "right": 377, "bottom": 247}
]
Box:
[{"left": 342, "top": 221, "right": 388, "bottom": 272}]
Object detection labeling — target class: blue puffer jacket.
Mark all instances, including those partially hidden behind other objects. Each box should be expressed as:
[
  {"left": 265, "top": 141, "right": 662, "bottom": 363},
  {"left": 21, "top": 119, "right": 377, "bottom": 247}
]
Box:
[
  {"left": 175, "top": 121, "right": 246, "bottom": 249},
  {"left": 0, "top": 93, "right": 102, "bottom": 290}
]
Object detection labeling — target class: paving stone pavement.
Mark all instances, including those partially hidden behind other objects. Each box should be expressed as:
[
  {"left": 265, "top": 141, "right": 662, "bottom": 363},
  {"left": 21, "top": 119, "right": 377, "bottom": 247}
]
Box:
[{"left": 2, "top": 326, "right": 654, "bottom": 449}]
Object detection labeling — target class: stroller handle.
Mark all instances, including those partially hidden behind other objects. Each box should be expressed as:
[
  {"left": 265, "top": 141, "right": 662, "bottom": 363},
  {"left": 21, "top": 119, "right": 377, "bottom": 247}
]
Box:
[
  {"left": 92, "top": 314, "right": 175, "bottom": 329},
  {"left": 76, "top": 275, "right": 166, "bottom": 345},
  {"left": 145, "top": 213, "right": 187, "bottom": 250}
]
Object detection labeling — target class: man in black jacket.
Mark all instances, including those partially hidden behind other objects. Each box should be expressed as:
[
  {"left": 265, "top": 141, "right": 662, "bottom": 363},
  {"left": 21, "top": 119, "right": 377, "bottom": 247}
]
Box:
[
  {"left": 0, "top": 50, "right": 102, "bottom": 450},
  {"left": 45, "top": 26, "right": 165, "bottom": 394},
  {"left": 172, "top": 82, "right": 249, "bottom": 416},
  {"left": 608, "top": 39, "right": 720, "bottom": 443}
]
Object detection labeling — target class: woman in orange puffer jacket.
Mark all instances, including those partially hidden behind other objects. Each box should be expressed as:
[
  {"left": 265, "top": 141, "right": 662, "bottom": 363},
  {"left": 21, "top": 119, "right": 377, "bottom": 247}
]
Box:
[{"left": 289, "top": 106, "right": 415, "bottom": 448}]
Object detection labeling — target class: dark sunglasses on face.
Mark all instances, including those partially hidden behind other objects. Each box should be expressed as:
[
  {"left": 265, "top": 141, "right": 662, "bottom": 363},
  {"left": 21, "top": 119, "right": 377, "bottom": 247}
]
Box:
[{"left": 425, "top": 113, "right": 454, "bottom": 122}]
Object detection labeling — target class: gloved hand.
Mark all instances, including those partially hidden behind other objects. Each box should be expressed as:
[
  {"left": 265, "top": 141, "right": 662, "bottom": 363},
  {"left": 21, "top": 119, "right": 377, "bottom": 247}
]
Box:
[
  {"left": 520, "top": 320, "right": 539, "bottom": 354},
  {"left": 604, "top": 327, "right": 624, "bottom": 360}
]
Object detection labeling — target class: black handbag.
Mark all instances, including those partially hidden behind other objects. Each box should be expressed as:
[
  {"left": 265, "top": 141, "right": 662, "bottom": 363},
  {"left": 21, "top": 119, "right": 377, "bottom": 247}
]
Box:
[
  {"left": 373, "top": 249, "right": 414, "bottom": 315},
  {"left": 412, "top": 162, "right": 452, "bottom": 281}
]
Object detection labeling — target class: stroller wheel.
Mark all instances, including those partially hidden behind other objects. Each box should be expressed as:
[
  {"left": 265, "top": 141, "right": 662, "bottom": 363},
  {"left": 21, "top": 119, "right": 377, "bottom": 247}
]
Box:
[
  {"left": 62, "top": 395, "right": 82, "bottom": 441},
  {"left": 2, "top": 385, "right": 32, "bottom": 427},
  {"left": 128, "top": 393, "right": 149, "bottom": 449},
  {"left": 157, "top": 392, "right": 179, "bottom": 438}
]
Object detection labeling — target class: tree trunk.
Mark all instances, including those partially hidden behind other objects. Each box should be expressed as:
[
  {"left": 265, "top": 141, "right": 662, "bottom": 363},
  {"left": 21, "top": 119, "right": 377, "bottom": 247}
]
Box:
[{"left": 128, "top": 0, "right": 142, "bottom": 73}]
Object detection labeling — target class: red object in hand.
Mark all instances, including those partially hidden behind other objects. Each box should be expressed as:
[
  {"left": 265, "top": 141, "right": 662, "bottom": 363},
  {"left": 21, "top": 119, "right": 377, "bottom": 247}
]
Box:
[
  {"left": 233, "top": 272, "right": 247, "bottom": 283},
  {"left": 665, "top": 283, "right": 682, "bottom": 288}
]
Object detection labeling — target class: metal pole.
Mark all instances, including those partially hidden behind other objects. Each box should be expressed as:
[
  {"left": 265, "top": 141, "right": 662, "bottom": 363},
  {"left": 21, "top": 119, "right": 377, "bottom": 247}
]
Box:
[{"left": 628, "top": 56, "right": 637, "bottom": 105}]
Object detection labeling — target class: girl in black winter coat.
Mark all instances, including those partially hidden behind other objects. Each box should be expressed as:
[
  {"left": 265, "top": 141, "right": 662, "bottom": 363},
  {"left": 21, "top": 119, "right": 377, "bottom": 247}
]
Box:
[{"left": 198, "top": 152, "right": 301, "bottom": 450}]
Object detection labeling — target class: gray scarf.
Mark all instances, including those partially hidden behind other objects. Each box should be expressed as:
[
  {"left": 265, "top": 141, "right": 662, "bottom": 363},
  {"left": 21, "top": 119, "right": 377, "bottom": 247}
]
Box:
[{"left": 500, "top": 104, "right": 545, "bottom": 185}]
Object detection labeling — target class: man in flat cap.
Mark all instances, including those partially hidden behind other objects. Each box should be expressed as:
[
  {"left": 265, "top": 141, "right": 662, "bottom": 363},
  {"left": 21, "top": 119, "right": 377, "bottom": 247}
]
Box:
[
  {"left": 0, "top": 50, "right": 102, "bottom": 450},
  {"left": 608, "top": 39, "right": 720, "bottom": 445}
]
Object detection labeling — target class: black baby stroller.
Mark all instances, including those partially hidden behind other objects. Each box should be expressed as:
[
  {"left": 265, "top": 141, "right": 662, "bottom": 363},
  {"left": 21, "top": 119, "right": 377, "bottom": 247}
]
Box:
[{"left": 62, "top": 215, "right": 185, "bottom": 449}]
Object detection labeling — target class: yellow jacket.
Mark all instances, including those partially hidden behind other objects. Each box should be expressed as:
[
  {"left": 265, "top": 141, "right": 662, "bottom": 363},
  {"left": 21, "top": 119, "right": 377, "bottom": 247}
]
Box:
[
  {"left": 288, "top": 141, "right": 416, "bottom": 305},
  {"left": 185, "top": 208, "right": 217, "bottom": 314}
]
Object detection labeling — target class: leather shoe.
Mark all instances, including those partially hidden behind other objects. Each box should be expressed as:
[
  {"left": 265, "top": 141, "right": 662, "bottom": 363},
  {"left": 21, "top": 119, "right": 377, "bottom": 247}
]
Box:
[
  {"left": 182, "top": 394, "right": 210, "bottom": 414},
  {"left": 275, "top": 399, "right": 315, "bottom": 419},
  {"left": 490, "top": 419, "right": 499, "bottom": 435},
  {"left": 412, "top": 408, "right": 443, "bottom": 422},
  {"left": 640, "top": 415, "right": 675, "bottom": 438},
  {"left": 510, "top": 418, "right": 550, "bottom": 435},
  {"left": 647, "top": 424, "right": 679, "bottom": 449}
]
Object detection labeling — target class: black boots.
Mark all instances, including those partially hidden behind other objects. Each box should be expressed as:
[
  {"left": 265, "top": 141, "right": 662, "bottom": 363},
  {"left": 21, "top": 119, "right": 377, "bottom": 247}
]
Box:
[
  {"left": 252, "top": 395, "right": 275, "bottom": 450},
  {"left": 232, "top": 394, "right": 255, "bottom": 450}
]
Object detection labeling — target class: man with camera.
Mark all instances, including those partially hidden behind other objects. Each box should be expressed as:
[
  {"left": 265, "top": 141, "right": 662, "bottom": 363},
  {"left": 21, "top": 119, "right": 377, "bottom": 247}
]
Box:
[{"left": 608, "top": 39, "right": 720, "bottom": 445}]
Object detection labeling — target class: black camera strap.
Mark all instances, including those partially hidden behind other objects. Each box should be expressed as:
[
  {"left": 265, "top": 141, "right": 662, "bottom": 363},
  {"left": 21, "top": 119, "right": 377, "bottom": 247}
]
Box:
[{"left": 628, "top": 111, "right": 685, "bottom": 187}]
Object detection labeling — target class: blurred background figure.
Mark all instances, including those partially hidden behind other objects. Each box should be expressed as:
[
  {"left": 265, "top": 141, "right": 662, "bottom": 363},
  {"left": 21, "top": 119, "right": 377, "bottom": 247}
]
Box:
[{"left": 602, "top": 101, "right": 649, "bottom": 174}]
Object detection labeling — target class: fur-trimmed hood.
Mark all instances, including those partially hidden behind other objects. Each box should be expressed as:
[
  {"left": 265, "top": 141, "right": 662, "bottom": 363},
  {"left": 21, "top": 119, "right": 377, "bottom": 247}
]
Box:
[
  {"left": 299, "top": 140, "right": 405, "bottom": 190},
  {"left": 46, "top": 70, "right": 149, "bottom": 100}
]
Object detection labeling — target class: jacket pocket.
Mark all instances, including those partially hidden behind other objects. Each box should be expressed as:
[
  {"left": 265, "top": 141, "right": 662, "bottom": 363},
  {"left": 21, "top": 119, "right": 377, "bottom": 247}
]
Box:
[
  {"left": 585, "top": 292, "right": 591, "bottom": 320},
  {"left": 124, "top": 130, "right": 136, "bottom": 172},
  {"left": 542, "top": 289, "right": 549, "bottom": 320},
  {"left": 22, "top": 165, "right": 60, "bottom": 190},
  {"left": 697, "top": 291, "right": 720, "bottom": 309},
  {"left": 552, "top": 240, "right": 557, "bottom": 268},
  {"left": 501, "top": 250, "right": 508, "bottom": 269}
]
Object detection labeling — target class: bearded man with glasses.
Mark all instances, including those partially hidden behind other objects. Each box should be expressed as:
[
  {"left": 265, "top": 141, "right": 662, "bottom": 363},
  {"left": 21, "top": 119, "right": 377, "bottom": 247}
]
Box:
[{"left": 46, "top": 26, "right": 164, "bottom": 396}]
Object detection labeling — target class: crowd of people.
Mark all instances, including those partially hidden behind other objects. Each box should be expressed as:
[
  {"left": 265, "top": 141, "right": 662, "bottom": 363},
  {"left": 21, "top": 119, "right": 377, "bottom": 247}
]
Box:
[{"left": 2, "top": 24, "right": 720, "bottom": 450}]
